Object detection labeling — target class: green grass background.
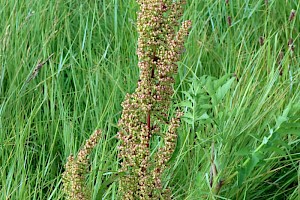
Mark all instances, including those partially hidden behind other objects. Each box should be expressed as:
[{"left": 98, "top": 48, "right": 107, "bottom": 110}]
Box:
[{"left": 0, "top": 0, "right": 299, "bottom": 199}]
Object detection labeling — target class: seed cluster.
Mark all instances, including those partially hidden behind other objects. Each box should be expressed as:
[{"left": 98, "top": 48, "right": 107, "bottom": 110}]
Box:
[
  {"left": 118, "top": 0, "right": 191, "bottom": 199},
  {"left": 62, "top": 130, "right": 102, "bottom": 200}
]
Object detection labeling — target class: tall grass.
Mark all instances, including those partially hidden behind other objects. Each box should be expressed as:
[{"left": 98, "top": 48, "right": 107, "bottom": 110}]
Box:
[{"left": 0, "top": 0, "right": 299, "bottom": 199}]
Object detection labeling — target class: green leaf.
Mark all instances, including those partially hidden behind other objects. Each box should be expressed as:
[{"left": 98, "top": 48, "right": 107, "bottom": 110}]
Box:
[
  {"left": 238, "top": 167, "right": 246, "bottom": 186},
  {"left": 275, "top": 116, "right": 289, "bottom": 128},
  {"left": 213, "top": 74, "right": 232, "bottom": 88},
  {"left": 200, "top": 118, "right": 213, "bottom": 124},
  {"left": 181, "top": 91, "right": 193, "bottom": 101},
  {"left": 200, "top": 104, "right": 212, "bottom": 109},
  {"left": 238, "top": 152, "right": 263, "bottom": 185},
  {"left": 245, "top": 153, "right": 261, "bottom": 173},
  {"left": 275, "top": 103, "right": 292, "bottom": 129},
  {"left": 195, "top": 171, "right": 204, "bottom": 189},
  {"left": 235, "top": 147, "right": 251, "bottom": 156},
  {"left": 184, "top": 112, "right": 194, "bottom": 119},
  {"left": 197, "top": 95, "right": 211, "bottom": 100},
  {"left": 277, "top": 128, "right": 300, "bottom": 136},
  {"left": 281, "top": 122, "right": 300, "bottom": 128},
  {"left": 197, "top": 112, "right": 210, "bottom": 120},
  {"left": 265, "top": 146, "right": 286, "bottom": 156},
  {"left": 205, "top": 77, "right": 218, "bottom": 106},
  {"left": 182, "top": 117, "right": 194, "bottom": 125},
  {"left": 216, "top": 77, "right": 235, "bottom": 102},
  {"left": 177, "top": 100, "right": 193, "bottom": 109}
]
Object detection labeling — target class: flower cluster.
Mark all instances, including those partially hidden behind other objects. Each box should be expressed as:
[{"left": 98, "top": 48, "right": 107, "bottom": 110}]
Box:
[
  {"left": 62, "top": 130, "right": 101, "bottom": 200},
  {"left": 117, "top": 0, "right": 191, "bottom": 199}
]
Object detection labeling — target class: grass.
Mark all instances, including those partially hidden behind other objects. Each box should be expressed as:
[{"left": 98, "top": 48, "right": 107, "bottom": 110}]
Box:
[{"left": 0, "top": 0, "right": 299, "bottom": 199}]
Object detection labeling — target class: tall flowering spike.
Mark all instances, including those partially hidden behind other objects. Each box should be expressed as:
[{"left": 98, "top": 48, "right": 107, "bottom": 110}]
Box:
[
  {"left": 118, "top": 0, "right": 191, "bottom": 199},
  {"left": 62, "top": 130, "right": 101, "bottom": 200}
]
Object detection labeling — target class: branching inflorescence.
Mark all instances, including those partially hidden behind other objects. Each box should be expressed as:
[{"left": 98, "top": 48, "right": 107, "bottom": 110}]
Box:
[
  {"left": 62, "top": 130, "right": 101, "bottom": 200},
  {"left": 117, "top": 0, "right": 191, "bottom": 199}
]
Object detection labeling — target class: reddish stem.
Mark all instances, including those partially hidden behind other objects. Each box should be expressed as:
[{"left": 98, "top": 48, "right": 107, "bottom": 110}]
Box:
[{"left": 147, "top": 112, "right": 151, "bottom": 131}]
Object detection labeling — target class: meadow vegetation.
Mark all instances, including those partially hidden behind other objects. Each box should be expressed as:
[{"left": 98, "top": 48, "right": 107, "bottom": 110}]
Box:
[{"left": 0, "top": 0, "right": 299, "bottom": 199}]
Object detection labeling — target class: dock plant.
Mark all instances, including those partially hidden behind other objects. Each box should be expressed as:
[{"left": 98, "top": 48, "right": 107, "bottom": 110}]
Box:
[
  {"left": 117, "top": 0, "right": 191, "bottom": 199},
  {"left": 62, "top": 130, "right": 102, "bottom": 200}
]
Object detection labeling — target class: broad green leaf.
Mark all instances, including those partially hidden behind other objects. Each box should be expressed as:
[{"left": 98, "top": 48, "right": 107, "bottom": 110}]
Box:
[
  {"left": 197, "top": 95, "right": 211, "bottom": 100},
  {"left": 184, "top": 112, "right": 194, "bottom": 119},
  {"left": 272, "top": 139, "right": 291, "bottom": 150},
  {"left": 265, "top": 146, "right": 286, "bottom": 156},
  {"left": 200, "top": 118, "right": 213, "bottom": 124},
  {"left": 213, "top": 74, "right": 232, "bottom": 88},
  {"left": 239, "top": 152, "right": 263, "bottom": 185},
  {"left": 181, "top": 91, "right": 193, "bottom": 101},
  {"left": 246, "top": 155, "right": 260, "bottom": 174},
  {"left": 238, "top": 167, "right": 246, "bottom": 186},
  {"left": 277, "top": 128, "right": 300, "bottom": 136},
  {"left": 205, "top": 78, "right": 218, "bottom": 106},
  {"left": 197, "top": 112, "right": 210, "bottom": 120},
  {"left": 280, "top": 122, "right": 300, "bottom": 128},
  {"left": 216, "top": 77, "right": 235, "bottom": 102},
  {"left": 275, "top": 103, "right": 292, "bottom": 129},
  {"left": 235, "top": 147, "right": 251, "bottom": 156},
  {"left": 200, "top": 104, "right": 212, "bottom": 109},
  {"left": 182, "top": 117, "right": 194, "bottom": 125},
  {"left": 177, "top": 100, "right": 193, "bottom": 109},
  {"left": 275, "top": 116, "right": 289, "bottom": 128}
]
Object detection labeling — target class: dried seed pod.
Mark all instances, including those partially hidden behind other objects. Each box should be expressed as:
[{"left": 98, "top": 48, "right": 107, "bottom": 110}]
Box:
[
  {"left": 289, "top": 9, "right": 296, "bottom": 21},
  {"left": 227, "top": 16, "right": 232, "bottom": 26}
]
